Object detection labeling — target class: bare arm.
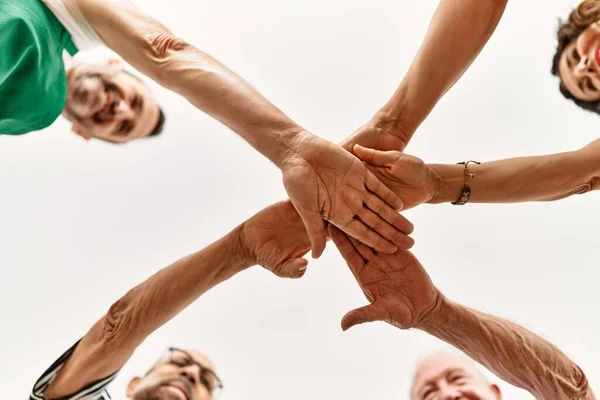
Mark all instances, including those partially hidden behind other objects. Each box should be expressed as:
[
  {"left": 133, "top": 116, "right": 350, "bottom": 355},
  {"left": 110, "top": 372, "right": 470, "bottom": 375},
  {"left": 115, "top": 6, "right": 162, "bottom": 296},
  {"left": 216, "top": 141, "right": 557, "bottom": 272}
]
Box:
[
  {"left": 330, "top": 227, "right": 594, "bottom": 400},
  {"left": 43, "top": 201, "right": 311, "bottom": 399},
  {"left": 428, "top": 139, "right": 600, "bottom": 204},
  {"left": 347, "top": 140, "right": 600, "bottom": 210},
  {"left": 43, "top": 227, "right": 250, "bottom": 399},
  {"left": 73, "top": 0, "right": 412, "bottom": 259},
  {"left": 421, "top": 297, "right": 595, "bottom": 400},
  {"left": 343, "top": 0, "right": 508, "bottom": 152},
  {"left": 75, "top": 0, "right": 302, "bottom": 165}
]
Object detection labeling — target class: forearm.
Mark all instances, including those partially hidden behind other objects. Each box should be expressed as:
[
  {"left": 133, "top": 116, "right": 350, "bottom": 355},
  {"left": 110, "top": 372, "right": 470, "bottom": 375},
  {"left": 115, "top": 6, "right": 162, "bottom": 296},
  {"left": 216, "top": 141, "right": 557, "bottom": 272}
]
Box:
[
  {"left": 154, "top": 45, "right": 304, "bottom": 165},
  {"left": 44, "top": 225, "right": 251, "bottom": 398},
  {"left": 374, "top": 0, "right": 507, "bottom": 146},
  {"left": 77, "top": 0, "right": 304, "bottom": 166},
  {"left": 428, "top": 141, "right": 600, "bottom": 204},
  {"left": 420, "top": 297, "right": 594, "bottom": 400}
]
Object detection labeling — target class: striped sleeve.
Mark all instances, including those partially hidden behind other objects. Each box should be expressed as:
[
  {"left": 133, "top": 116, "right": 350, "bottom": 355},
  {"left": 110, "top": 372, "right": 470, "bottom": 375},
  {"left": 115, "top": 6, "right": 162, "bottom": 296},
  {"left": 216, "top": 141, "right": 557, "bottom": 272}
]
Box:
[{"left": 30, "top": 340, "right": 117, "bottom": 400}]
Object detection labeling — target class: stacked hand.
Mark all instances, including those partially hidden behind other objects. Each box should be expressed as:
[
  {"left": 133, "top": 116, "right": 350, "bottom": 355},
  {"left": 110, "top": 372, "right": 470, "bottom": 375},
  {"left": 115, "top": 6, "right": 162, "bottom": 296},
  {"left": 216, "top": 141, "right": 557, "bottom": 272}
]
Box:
[
  {"left": 329, "top": 225, "right": 441, "bottom": 331},
  {"left": 281, "top": 131, "right": 415, "bottom": 258},
  {"left": 241, "top": 201, "right": 311, "bottom": 279},
  {"left": 353, "top": 145, "right": 438, "bottom": 211}
]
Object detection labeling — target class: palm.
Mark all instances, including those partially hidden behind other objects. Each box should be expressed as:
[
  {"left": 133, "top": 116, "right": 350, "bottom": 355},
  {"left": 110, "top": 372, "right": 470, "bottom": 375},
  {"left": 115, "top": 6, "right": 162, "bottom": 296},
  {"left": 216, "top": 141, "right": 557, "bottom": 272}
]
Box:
[
  {"left": 329, "top": 226, "right": 440, "bottom": 330},
  {"left": 242, "top": 201, "right": 311, "bottom": 278},
  {"left": 341, "top": 124, "right": 408, "bottom": 154},
  {"left": 281, "top": 132, "right": 413, "bottom": 258}
]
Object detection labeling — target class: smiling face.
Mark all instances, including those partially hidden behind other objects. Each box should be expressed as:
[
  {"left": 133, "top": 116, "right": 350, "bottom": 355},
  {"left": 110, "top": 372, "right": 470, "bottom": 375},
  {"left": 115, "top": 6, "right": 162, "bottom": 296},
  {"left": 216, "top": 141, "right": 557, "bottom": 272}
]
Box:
[
  {"left": 410, "top": 353, "right": 501, "bottom": 400},
  {"left": 126, "top": 349, "right": 221, "bottom": 400},
  {"left": 558, "top": 21, "right": 600, "bottom": 101},
  {"left": 63, "top": 59, "right": 161, "bottom": 143}
]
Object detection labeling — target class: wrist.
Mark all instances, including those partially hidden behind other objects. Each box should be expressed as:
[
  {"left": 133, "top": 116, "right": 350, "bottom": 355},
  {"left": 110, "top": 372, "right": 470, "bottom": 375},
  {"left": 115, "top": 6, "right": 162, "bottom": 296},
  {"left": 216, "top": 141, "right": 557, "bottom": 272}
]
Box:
[
  {"left": 368, "top": 110, "right": 413, "bottom": 149},
  {"left": 415, "top": 292, "right": 452, "bottom": 333},
  {"left": 426, "top": 164, "right": 465, "bottom": 204},
  {"left": 272, "top": 127, "right": 309, "bottom": 169},
  {"left": 227, "top": 224, "right": 255, "bottom": 272}
]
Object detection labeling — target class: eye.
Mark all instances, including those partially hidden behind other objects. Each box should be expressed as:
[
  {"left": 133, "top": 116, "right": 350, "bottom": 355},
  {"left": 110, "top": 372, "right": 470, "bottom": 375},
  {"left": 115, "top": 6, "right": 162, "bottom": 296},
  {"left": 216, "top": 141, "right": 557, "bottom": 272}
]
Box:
[
  {"left": 586, "top": 78, "right": 596, "bottom": 91},
  {"left": 421, "top": 387, "right": 436, "bottom": 400},
  {"left": 573, "top": 47, "right": 581, "bottom": 63},
  {"left": 200, "top": 375, "right": 212, "bottom": 391},
  {"left": 449, "top": 374, "right": 467, "bottom": 384},
  {"left": 170, "top": 359, "right": 187, "bottom": 367}
]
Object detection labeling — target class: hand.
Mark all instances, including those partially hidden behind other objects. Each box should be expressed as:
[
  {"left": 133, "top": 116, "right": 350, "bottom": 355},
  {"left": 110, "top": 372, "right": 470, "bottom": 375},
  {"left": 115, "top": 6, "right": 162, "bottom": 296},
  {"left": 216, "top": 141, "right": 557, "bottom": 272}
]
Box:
[
  {"left": 329, "top": 225, "right": 441, "bottom": 331},
  {"left": 340, "top": 119, "right": 409, "bottom": 155},
  {"left": 281, "top": 131, "right": 414, "bottom": 259},
  {"left": 353, "top": 145, "right": 437, "bottom": 211},
  {"left": 241, "top": 201, "right": 311, "bottom": 279}
]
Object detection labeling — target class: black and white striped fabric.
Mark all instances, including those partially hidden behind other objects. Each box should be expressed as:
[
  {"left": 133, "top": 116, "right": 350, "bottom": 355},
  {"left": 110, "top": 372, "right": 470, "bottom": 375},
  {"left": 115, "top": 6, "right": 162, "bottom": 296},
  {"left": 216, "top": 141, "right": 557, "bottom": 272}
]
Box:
[{"left": 30, "top": 340, "right": 118, "bottom": 400}]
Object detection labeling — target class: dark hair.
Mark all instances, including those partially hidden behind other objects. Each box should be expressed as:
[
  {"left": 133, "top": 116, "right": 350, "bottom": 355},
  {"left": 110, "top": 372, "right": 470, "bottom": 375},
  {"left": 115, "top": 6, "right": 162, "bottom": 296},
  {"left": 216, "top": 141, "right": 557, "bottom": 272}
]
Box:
[
  {"left": 551, "top": 0, "right": 600, "bottom": 114},
  {"left": 148, "top": 107, "right": 166, "bottom": 137}
]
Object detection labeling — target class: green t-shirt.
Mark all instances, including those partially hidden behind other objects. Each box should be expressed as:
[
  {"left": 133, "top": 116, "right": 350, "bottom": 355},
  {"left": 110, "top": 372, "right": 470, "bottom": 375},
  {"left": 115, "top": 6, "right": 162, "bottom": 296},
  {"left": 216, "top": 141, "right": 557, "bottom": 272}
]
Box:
[{"left": 0, "top": 0, "right": 78, "bottom": 135}]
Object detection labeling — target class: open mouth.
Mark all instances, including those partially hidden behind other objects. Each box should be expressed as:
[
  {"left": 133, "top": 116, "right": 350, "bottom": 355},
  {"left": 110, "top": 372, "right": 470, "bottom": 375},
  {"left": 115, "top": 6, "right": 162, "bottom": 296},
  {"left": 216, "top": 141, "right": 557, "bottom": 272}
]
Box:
[{"left": 594, "top": 43, "right": 600, "bottom": 73}]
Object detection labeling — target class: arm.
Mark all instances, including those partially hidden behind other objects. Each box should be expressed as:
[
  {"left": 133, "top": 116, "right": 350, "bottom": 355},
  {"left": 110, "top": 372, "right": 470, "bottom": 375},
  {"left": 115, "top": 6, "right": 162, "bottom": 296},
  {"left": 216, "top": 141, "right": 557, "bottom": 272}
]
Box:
[
  {"left": 421, "top": 298, "right": 595, "bottom": 400},
  {"left": 428, "top": 139, "right": 600, "bottom": 204},
  {"left": 342, "top": 0, "right": 508, "bottom": 152},
  {"left": 349, "top": 140, "right": 600, "bottom": 209},
  {"left": 43, "top": 201, "right": 311, "bottom": 399},
  {"left": 73, "top": 0, "right": 412, "bottom": 259},
  {"left": 329, "top": 226, "right": 594, "bottom": 400},
  {"left": 74, "top": 0, "right": 300, "bottom": 165}
]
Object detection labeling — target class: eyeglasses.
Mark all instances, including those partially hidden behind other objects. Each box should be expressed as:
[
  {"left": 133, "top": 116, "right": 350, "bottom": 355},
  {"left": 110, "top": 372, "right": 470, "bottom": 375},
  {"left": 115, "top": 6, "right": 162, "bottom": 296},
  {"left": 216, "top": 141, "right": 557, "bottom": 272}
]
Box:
[{"left": 150, "top": 347, "right": 224, "bottom": 399}]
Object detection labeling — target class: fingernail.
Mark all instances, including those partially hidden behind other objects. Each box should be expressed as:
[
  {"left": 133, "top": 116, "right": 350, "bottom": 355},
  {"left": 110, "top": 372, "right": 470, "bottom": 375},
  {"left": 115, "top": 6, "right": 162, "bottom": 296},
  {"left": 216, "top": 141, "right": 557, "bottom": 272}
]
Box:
[{"left": 298, "top": 265, "right": 307, "bottom": 272}]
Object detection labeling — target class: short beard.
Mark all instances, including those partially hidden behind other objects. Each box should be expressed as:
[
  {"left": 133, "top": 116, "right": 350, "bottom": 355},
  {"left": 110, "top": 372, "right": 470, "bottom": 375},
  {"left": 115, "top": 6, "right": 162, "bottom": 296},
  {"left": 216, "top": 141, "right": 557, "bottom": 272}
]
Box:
[{"left": 132, "top": 377, "right": 195, "bottom": 400}]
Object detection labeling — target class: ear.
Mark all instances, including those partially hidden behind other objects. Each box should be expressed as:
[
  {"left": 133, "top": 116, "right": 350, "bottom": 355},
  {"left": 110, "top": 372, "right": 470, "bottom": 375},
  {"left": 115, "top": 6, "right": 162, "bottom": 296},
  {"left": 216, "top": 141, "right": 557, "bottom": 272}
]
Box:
[
  {"left": 591, "top": 21, "right": 600, "bottom": 34},
  {"left": 71, "top": 123, "right": 92, "bottom": 140},
  {"left": 126, "top": 377, "right": 142, "bottom": 398},
  {"left": 490, "top": 383, "right": 502, "bottom": 399}
]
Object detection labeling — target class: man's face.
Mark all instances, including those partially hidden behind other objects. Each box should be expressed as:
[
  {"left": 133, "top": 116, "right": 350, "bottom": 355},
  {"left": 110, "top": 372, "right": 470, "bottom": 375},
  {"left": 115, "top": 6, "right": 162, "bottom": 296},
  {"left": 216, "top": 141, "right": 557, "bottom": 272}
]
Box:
[
  {"left": 127, "top": 349, "right": 221, "bottom": 400},
  {"left": 64, "top": 60, "right": 160, "bottom": 143},
  {"left": 411, "top": 353, "right": 501, "bottom": 400}
]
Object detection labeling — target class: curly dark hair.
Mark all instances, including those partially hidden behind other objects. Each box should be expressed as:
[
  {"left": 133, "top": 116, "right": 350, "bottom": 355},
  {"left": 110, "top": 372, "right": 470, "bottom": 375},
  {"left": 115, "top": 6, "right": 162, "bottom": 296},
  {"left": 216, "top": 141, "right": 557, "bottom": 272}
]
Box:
[{"left": 551, "top": 0, "right": 600, "bottom": 114}]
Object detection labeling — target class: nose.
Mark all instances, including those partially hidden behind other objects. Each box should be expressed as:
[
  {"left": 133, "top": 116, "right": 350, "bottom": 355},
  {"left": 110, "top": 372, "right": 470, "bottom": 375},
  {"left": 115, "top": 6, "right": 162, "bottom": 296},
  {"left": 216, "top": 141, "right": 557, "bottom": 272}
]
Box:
[
  {"left": 181, "top": 363, "right": 201, "bottom": 386},
  {"left": 114, "top": 100, "right": 135, "bottom": 120},
  {"left": 576, "top": 55, "right": 596, "bottom": 76},
  {"left": 439, "top": 384, "right": 463, "bottom": 400}
]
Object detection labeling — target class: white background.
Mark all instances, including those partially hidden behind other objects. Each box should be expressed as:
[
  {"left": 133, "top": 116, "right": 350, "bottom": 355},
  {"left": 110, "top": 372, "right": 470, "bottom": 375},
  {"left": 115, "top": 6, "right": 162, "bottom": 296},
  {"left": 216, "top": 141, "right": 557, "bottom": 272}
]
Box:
[{"left": 1, "top": 0, "right": 598, "bottom": 398}]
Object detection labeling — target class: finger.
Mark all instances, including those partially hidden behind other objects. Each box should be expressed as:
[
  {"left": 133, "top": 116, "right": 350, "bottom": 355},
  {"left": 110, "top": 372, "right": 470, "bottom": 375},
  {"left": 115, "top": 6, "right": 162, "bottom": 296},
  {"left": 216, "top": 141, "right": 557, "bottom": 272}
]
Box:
[
  {"left": 365, "top": 171, "right": 403, "bottom": 210},
  {"left": 353, "top": 145, "right": 398, "bottom": 167},
  {"left": 328, "top": 225, "right": 366, "bottom": 270},
  {"left": 340, "top": 219, "right": 397, "bottom": 254},
  {"left": 356, "top": 206, "right": 414, "bottom": 250},
  {"left": 281, "top": 258, "right": 309, "bottom": 279},
  {"left": 363, "top": 195, "right": 414, "bottom": 234},
  {"left": 346, "top": 234, "right": 376, "bottom": 262},
  {"left": 296, "top": 208, "right": 327, "bottom": 259},
  {"left": 341, "top": 303, "right": 387, "bottom": 331}
]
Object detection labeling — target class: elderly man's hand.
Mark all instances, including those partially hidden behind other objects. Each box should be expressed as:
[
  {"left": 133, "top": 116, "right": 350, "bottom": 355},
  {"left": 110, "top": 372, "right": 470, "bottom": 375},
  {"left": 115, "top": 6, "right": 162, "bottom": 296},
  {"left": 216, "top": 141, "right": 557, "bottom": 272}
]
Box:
[
  {"left": 352, "top": 145, "right": 438, "bottom": 211},
  {"left": 281, "top": 131, "right": 414, "bottom": 259},
  {"left": 329, "top": 225, "right": 442, "bottom": 331},
  {"left": 240, "top": 201, "right": 311, "bottom": 279}
]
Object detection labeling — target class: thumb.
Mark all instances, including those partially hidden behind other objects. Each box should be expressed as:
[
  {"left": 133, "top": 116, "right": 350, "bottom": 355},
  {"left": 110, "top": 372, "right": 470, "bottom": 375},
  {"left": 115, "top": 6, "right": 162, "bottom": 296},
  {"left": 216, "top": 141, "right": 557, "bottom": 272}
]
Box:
[
  {"left": 279, "top": 258, "right": 309, "bottom": 279},
  {"left": 353, "top": 145, "right": 396, "bottom": 167},
  {"left": 296, "top": 208, "right": 327, "bottom": 259},
  {"left": 341, "top": 303, "right": 386, "bottom": 331}
]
